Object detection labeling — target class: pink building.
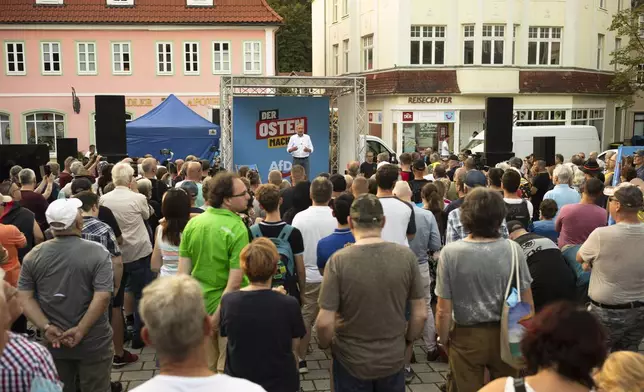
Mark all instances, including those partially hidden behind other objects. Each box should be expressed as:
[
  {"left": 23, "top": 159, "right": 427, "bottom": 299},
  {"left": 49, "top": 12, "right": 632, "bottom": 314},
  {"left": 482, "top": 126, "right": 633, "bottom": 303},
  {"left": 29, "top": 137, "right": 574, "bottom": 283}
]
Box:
[{"left": 0, "top": 0, "right": 282, "bottom": 157}]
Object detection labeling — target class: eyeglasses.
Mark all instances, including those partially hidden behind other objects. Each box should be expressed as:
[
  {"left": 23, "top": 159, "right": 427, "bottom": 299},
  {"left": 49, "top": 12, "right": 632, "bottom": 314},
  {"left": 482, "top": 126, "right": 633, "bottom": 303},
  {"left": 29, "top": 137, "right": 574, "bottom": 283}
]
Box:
[{"left": 230, "top": 190, "right": 248, "bottom": 198}]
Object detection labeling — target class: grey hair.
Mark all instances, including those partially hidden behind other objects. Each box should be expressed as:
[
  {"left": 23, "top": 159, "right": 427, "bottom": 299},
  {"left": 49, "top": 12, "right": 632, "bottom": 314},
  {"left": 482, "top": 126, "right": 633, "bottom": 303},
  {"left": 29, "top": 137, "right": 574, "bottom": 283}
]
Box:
[
  {"left": 18, "top": 168, "right": 36, "bottom": 186},
  {"left": 377, "top": 152, "right": 389, "bottom": 163},
  {"left": 137, "top": 178, "right": 152, "bottom": 199},
  {"left": 70, "top": 161, "right": 83, "bottom": 176},
  {"left": 112, "top": 163, "right": 134, "bottom": 187},
  {"left": 553, "top": 164, "right": 573, "bottom": 185}
]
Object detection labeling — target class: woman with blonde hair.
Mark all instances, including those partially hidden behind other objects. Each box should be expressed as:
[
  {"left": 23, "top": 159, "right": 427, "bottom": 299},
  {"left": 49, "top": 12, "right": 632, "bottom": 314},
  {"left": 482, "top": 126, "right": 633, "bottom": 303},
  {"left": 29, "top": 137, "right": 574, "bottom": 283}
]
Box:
[{"left": 594, "top": 351, "right": 644, "bottom": 392}]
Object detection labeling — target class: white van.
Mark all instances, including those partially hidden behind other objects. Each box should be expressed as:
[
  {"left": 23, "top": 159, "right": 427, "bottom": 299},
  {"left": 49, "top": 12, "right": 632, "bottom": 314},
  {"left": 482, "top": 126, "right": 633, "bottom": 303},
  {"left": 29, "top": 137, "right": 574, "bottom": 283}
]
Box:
[
  {"left": 338, "top": 135, "right": 396, "bottom": 171},
  {"left": 468, "top": 125, "right": 600, "bottom": 160}
]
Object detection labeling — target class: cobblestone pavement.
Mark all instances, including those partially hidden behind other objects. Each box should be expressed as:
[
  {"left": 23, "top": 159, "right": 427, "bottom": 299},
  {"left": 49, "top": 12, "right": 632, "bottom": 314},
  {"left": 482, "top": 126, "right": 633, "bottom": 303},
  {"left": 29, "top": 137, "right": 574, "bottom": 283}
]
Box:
[{"left": 111, "top": 337, "right": 644, "bottom": 391}]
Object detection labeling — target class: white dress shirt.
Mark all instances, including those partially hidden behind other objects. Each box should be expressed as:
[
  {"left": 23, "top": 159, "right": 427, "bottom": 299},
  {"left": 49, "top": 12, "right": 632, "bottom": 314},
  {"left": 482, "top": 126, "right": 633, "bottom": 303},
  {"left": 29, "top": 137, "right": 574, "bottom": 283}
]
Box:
[
  {"left": 287, "top": 134, "right": 314, "bottom": 158},
  {"left": 441, "top": 140, "right": 450, "bottom": 157}
]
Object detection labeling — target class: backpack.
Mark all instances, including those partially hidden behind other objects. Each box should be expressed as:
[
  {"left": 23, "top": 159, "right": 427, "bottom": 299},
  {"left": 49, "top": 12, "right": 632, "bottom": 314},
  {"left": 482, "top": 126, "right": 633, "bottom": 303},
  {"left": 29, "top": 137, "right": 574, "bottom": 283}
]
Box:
[
  {"left": 505, "top": 200, "right": 531, "bottom": 229},
  {"left": 249, "top": 224, "right": 299, "bottom": 298}
]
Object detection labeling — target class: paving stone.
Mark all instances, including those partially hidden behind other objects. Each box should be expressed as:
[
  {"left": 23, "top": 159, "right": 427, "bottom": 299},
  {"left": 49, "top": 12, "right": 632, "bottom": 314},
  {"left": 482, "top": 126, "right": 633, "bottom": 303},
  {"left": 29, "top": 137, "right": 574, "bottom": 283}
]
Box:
[
  {"left": 138, "top": 353, "right": 156, "bottom": 362},
  {"left": 318, "top": 359, "right": 331, "bottom": 369},
  {"left": 303, "top": 369, "right": 330, "bottom": 380},
  {"left": 417, "top": 372, "right": 444, "bottom": 383},
  {"left": 409, "top": 375, "right": 421, "bottom": 384},
  {"left": 300, "top": 380, "right": 316, "bottom": 391},
  {"left": 141, "top": 346, "right": 156, "bottom": 354},
  {"left": 126, "top": 380, "right": 146, "bottom": 390},
  {"left": 142, "top": 361, "right": 159, "bottom": 370},
  {"left": 306, "top": 351, "right": 327, "bottom": 361},
  {"left": 307, "top": 360, "right": 320, "bottom": 370},
  {"left": 314, "top": 379, "right": 331, "bottom": 390},
  {"left": 413, "top": 347, "right": 426, "bottom": 356},
  {"left": 111, "top": 373, "right": 122, "bottom": 382},
  {"left": 121, "top": 370, "right": 154, "bottom": 381},
  {"left": 409, "top": 384, "right": 441, "bottom": 392},
  {"left": 429, "top": 362, "right": 449, "bottom": 371},
  {"left": 115, "top": 362, "right": 143, "bottom": 371},
  {"left": 410, "top": 363, "right": 431, "bottom": 373}
]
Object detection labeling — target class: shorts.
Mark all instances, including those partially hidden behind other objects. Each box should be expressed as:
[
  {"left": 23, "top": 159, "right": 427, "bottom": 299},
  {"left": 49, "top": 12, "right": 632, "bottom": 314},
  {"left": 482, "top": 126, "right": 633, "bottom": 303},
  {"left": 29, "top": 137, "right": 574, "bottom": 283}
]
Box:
[{"left": 302, "top": 282, "right": 321, "bottom": 328}]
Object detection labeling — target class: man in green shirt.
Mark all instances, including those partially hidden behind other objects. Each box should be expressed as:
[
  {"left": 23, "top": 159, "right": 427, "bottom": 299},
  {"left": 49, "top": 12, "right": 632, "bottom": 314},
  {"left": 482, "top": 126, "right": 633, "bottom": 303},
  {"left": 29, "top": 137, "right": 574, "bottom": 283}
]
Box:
[{"left": 179, "top": 172, "right": 251, "bottom": 373}]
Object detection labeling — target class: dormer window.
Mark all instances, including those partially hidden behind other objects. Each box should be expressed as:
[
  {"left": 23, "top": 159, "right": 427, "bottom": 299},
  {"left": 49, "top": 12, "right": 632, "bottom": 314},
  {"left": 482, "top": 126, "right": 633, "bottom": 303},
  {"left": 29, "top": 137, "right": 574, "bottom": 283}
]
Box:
[
  {"left": 35, "top": 0, "right": 63, "bottom": 5},
  {"left": 107, "top": 0, "right": 134, "bottom": 6},
  {"left": 187, "top": 0, "right": 213, "bottom": 6}
]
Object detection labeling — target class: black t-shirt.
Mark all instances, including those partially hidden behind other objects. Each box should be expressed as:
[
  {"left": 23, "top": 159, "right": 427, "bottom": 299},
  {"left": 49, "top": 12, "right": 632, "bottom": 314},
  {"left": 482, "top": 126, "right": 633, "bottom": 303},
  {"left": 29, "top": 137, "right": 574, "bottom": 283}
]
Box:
[
  {"left": 360, "top": 161, "right": 377, "bottom": 178},
  {"left": 530, "top": 172, "right": 552, "bottom": 220},
  {"left": 514, "top": 233, "right": 576, "bottom": 312},
  {"left": 444, "top": 197, "right": 464, "bottom": 217},
  {"left": 149, "top": 178, "right": 169, "bottom": 206},
  {"left": 190, "top": 207, "right": 204, "bottom": 214},
  {"left": 98, "top": 206, "right": 122, "bottom": 239},
  {"left": 279, "top": 187, "right": 295, "bottom": 217},
  {"left": 409, "top": 179, "right": 431, "bottom": 204},
  {"left": 220, "top": 290, "right": 306, "bottom": 392},
  {"left": 258, "top": 221, "right": 304, "bottom": 255}
]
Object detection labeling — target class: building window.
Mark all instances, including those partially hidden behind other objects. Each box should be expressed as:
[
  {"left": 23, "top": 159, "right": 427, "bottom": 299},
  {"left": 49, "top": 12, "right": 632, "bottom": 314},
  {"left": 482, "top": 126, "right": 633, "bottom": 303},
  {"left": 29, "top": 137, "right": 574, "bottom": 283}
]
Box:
[
  {"left": 515, "top": 110, "right": 566, "bottom": 126},
  {"left": 512, "top": 25, "right": 518, "bottom": 65},
  {"left": 333, "top": 44, "right": 339, "bottom": 75},
  {"left": 77, "top": 42, "right": 97, "bottom": 75},
  {"left": 5, "top": 42, "right": 26, "bottom": 75},
  {"left": 112, "top": 42, "right": 131, "bottom": 75},
  {"left": 183, "top": 42, "right": 200, "bottom": 75},
  {"left": 463, "top": 25, "right": 475, "bottom": 65},
  {"left": 599, "top": 0, "right": 606, "bottom": 9},
  {"left": 41, "top": 42, "right": 62, "bottom": 75},
  {"left": 637, "top": 64, "right": 644, "bottom": 84},
  {"left": 106, "top": 0, "right": 134, "bottom": 5},
  {"left": 25, "top": 112, "right": 65, "bottom": 153},
  {"left": 597, "top": 34, "right": 604, "bottom": 70},
  {"left": 410, "top": 25, "right": 445, "bottom": 65},
  {"left": 0, "top": 114, "right": 10, "bottom": 144},
  {"left": 614, "top": 38, "right": 621, "bottom": 71},
  {"left": 634, "top": 113, "right": 644, "bottom": 137},
  {"left": 342, "top": 0, "right": 348, "bottom": 16},
  {"left": 528, "top": 27, "right": 562, "bottom": 65},
  {"left": 640, "top": 16, "right": 644, "bottom": 38},
  {"left": 156, "top": 42, "right": 173, "bottom": 75},
  {"left": 362, "top": 35, "right": 374, "bottom": 71},
  {"left": 332, "top": 0, "right": 338, "bottom": 22},
  {"left": 343, "top": 39, "right": 349, "bottom": 73},
  {"left": 243, "top": 41, "right": 262, "bottom": 74},
  {"left": 482, "top": 25, "right": 504, "bottom": 65},
  {"left": 618, "top": 0, "right": 623, "bottom": 11},
  {"left": 572, "top": 109, "right": 604, "bottom": 138},
  {"left": 213, "top": 41, "right": 231, "bottom": 74}
]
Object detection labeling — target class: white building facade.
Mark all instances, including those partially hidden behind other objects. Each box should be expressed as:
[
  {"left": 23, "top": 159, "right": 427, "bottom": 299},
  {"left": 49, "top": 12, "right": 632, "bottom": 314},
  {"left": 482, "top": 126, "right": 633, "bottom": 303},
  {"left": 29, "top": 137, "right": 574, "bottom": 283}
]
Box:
[{"left": 312, "top": 0, "right": 628, "bottom": 154}]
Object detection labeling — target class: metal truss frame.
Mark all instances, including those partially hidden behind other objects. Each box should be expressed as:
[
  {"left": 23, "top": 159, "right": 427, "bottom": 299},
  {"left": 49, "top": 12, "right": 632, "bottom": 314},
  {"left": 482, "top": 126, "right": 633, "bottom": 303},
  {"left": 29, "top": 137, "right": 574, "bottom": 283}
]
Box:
[{"left": 220, "top": 75, "right": 367, "bottom": 173}]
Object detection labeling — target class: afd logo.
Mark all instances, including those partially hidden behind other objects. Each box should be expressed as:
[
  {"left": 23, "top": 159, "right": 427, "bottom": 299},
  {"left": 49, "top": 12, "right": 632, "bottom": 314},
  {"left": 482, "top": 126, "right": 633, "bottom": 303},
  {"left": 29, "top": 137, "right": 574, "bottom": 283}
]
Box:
[
  {"left": 402, "top": 112, "right": 414, "bottom": 122},
  {"left": 269, "top": 160, "right": 292, "bottom": 174}
]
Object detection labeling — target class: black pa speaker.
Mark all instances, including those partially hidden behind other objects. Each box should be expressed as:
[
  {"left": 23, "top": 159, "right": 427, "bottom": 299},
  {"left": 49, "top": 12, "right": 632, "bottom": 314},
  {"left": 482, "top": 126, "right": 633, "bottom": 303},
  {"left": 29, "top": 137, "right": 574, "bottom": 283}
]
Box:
[
  {"left": 533, "top": 136, "right": 556, "bottom": 166},
  {"left": 485, "top": 97, "right": 514, "bottom": 153},
  {"left": 0, "top": 144, "right": 50, "bottom": 182},
  {"left": 211, "top": 108, "right": 221, "bottom": 126},
  {"left": 56, "top": 138, "right": 78, "bottom": 166},
  {"left": 95, "top": 95, "right": 126, "bottom": 156}
]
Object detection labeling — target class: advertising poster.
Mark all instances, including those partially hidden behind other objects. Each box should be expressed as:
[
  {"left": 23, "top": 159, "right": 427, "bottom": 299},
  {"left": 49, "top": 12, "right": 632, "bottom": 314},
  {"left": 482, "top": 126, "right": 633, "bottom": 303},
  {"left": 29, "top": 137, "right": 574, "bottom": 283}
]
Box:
[{"left": 232, "top": 96, "right": 330, "bottom": 181}]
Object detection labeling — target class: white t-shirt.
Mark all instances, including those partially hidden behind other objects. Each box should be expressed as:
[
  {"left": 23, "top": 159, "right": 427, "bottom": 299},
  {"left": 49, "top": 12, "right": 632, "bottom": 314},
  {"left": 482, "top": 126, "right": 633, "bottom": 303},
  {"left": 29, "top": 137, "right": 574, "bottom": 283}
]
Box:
[
  {"left": 379, "top": 197, "right": 416, "bottom": 246},
  {"left": 503, "top": 197, "right": 534, "bottom": 218},
  {"left": 292, "top": 206, "right": 337, "bottom": 283},
  {"left": 130, "top": 374, "right": 266, "bottom": 392},
  {"left": 441, "top": 140, "right": 450, "bottom": 156}
]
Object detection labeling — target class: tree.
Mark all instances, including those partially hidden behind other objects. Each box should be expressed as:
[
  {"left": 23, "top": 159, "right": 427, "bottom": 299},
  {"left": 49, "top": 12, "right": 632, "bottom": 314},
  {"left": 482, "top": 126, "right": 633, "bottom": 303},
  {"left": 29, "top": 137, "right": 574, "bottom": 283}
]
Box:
[
  {"left": 267, "top": 0, "right": 312, "bottom": 73},
  {"left": 609, "top": 4, "right": 644, "bottom": 107}
]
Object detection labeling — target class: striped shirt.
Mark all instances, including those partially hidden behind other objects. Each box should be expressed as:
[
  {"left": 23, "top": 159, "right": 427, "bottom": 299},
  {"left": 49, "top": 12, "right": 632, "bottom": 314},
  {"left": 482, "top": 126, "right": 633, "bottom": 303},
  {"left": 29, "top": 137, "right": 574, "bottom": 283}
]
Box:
[
  {"left": 82, "top": 216, "right": 121, "bottom": 257},
  {"left": 0, "top": 332, "right": 62, "bottom": 391},
  {"left": 156, "top": 225, "right": 180, "bottom": 276}
]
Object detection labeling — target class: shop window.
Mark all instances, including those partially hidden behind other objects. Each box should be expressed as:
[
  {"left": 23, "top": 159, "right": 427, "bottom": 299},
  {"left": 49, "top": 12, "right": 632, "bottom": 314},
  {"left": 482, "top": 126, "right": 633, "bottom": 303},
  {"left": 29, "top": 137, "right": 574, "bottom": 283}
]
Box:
[
  {"left": 571, "top": 109, "right": 604, "bottom": 139},
  {"left": 515, "top": 110, "right": 566, "bottom": 126},
  {"left": 25, "top": 112, "right": 65, "bottom": 153},
  {"left": 402, "top": 122, "right": 452, "bottom": 154},
  {"left": 634, "top": 113, "right": 644, "bottom": 137},
  {"left": 0, "top": 114, "right": 10, "bottom": 144}
]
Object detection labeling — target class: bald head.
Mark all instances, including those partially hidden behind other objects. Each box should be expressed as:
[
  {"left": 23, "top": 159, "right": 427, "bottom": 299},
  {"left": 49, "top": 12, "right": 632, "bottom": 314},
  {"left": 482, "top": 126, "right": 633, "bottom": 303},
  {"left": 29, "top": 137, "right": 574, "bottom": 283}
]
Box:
[
  {"left": 347, "top": 161, "right": 360, "bottom": 177},
  {"left": 268, "top": 170, "right": 283, "bottom": 186},
  {"left": 185, "top": 162, "right": 202, "bottom": 181},
  {"left": 352, "top": 176, "right": 369, "bottom": 197},
  {"left": 142, "top": 158, "right": 157, "bottom": 177},
  {"left": 393, "top": 181, "right": 413, "bottom": 203}
]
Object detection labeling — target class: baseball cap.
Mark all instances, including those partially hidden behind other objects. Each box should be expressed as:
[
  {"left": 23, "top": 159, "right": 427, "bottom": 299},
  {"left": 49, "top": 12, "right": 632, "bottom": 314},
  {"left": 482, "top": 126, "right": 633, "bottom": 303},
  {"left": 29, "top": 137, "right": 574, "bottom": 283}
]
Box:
[
  {"left": 350, "top": 194, "right": 384, "bottom": 224},
  {"left": 413, "top": 159, "right": 427, "bottom": 171},
  {"left": 604, "top": 182, "right": 644, "bottom": 209},
  {"left": 71, "top": 177, "right": 93, "bottom": 195},
  {"left": 377, "top": 161, "right": 390, "bottom": 170},
  {"left": 506, "top": 220, "right": 527, "bottom": 235},
  {"left": 0, "top": 193, "right": 11, "bottom": 204},
  {"left": 46, "top": 198, "right": 82, "bottom": 231},
  {"left": 180, "top": 181, "right": 199, "bottom": 197},
  {"left": 464, "top": 170, "right": 487, "bottom": 188},
  {"left": 635, "top": 149, "right": 644, "bottom": 157}
]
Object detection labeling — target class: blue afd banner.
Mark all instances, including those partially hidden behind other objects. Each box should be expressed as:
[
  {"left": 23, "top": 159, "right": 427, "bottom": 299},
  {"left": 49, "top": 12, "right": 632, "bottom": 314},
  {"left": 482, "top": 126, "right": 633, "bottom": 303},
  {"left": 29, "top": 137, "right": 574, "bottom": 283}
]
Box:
[{"left": 232, "top": 97, "right": 330, "bottom": 181}]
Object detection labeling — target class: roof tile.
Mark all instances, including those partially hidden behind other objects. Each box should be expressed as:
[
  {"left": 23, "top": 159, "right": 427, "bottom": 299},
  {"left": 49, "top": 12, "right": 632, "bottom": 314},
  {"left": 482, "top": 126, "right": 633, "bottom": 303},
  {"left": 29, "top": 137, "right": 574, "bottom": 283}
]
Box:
[
  {"left": 0, "top": 0, "right": 282, "bottom": 24},
  {"left": 365, "top": 70, "right": 460, "bottom": 95},
  {"left": 519, "top": 71, "right": 614, "bottom": 94}
]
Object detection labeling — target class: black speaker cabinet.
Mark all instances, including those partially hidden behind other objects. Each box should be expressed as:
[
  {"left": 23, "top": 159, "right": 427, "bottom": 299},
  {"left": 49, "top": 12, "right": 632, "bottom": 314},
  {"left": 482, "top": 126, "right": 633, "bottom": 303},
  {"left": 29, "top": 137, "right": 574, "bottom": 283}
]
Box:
[
  {"left": 95, "top": 95, "right": 126, "bottom": 156},
  {"left": 485, "top": 97, "right": 514, "bottom": 153},
  {"left": 533, "top": 136, "right": 556, "bottom": 166},
  {"left": 211, "top": 108, "right": 221, "bottom": 126},
  {"left": 56, "top": 138, "right": 78, "bottom": 165},
  {"left": 479, "top": 152, "right": 516, "bottom": 168},
  {"left": 0, "top": 144, "right": 50, "bottom": 182}
]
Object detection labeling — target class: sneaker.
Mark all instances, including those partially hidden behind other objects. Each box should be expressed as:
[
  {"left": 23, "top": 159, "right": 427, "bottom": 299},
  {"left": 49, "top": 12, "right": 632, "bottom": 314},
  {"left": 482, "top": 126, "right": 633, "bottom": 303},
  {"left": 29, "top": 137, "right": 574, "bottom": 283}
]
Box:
[
  {"left": 113, "top": 350, "right": 139, "bottom": 368},
  {"left": 426, "top": 348, "right": 441, "bottom": 362},
  {"left": 404, "top": 366, "right": 415, "bottom": 384},
  {"left": 298, "top": 360, "right": 309, "bottom": 374},
  {"left": 111, "top": 382, "right": 123, "bottom": 392}
]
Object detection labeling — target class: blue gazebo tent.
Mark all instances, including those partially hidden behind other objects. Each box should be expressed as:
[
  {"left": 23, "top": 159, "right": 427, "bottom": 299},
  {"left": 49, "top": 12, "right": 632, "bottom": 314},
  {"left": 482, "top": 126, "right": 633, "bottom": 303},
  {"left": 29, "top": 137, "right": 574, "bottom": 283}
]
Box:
[{"left": 126, "top": 94, "right": 220, "bottom": 161}]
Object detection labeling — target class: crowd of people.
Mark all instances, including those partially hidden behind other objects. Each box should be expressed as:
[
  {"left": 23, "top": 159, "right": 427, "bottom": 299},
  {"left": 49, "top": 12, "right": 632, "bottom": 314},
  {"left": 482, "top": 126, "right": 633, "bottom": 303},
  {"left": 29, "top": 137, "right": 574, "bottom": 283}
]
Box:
[{"left": 0, "top": 146, "right": 643, "bottom": 392}]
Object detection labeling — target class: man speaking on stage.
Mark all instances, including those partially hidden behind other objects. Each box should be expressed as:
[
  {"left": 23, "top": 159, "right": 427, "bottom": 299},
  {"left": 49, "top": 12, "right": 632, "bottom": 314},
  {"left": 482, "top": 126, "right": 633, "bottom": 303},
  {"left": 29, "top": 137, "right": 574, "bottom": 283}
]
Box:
[{"left": 287, "top": 123, "right": 314, "bottom": 179}]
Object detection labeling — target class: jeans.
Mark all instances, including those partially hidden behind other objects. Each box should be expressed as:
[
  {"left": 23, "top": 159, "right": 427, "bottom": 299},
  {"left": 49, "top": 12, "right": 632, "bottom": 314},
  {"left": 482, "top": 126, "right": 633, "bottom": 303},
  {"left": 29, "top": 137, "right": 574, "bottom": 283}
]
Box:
[
  {"left": 333, "top": 356, "right": 405, "bottom": 392},
  {"left": 589, "top": 303, "right": 644, "bottom": 352},
  {"left": 123, "top": 254, "right": 154, "bottom": 344},
  {"left": 293, "top": 157, "right": 310, "bottom": 180}
]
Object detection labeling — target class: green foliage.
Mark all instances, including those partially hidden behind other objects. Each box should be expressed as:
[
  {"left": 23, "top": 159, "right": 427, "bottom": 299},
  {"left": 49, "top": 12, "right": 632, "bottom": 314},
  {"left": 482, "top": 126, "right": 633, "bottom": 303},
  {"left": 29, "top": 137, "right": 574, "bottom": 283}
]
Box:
[
  {"left": 609, "top": 5, "right": 644, "bottom": 107},
  {"left": 267, "top": 0, "right": 312, "bottom": 73}
]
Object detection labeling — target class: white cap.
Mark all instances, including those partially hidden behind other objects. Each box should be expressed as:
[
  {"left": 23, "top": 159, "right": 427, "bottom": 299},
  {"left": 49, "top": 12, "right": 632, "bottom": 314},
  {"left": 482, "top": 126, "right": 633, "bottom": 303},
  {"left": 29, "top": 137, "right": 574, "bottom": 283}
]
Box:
[
  {"left": 0, "top": 193, "right": 11, "bottom": 203},
  {"left": 377, "top": 161, "right": 390, "bottom": 169},
  {"left": 46, "top": 198, "right": 82, "bottom": 231}
]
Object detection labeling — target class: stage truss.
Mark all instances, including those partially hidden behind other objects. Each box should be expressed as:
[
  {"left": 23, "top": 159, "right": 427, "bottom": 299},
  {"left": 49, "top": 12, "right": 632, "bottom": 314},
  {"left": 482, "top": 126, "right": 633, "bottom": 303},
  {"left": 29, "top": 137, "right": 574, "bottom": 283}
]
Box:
[{"left": 219, "top": 75, "right": 367, "bottom": 173}]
